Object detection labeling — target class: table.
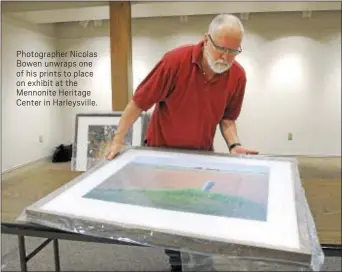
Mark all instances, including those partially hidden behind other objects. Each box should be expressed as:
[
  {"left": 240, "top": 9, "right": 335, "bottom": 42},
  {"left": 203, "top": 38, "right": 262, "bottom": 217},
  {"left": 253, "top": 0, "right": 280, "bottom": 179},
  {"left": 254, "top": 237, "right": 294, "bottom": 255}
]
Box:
[
  {"left": 1, "top": 158, "right": 341, "bottom": 271},
  {"left": 1, "top": 221, "right": 148, "bottom": 272},
  {"left": 2, "top": 220, "right": 341, "bottom": 272}
]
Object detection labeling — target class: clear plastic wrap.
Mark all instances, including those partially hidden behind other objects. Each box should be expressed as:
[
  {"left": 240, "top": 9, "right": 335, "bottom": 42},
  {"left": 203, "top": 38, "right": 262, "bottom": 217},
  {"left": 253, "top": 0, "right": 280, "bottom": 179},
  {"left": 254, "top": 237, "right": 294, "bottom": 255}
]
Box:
[
  {"left": 19, "top": 147, "right": 325, "bottom": 271},
  {"left": 180, "top": 166, "right": 325, "bottom": 271}
]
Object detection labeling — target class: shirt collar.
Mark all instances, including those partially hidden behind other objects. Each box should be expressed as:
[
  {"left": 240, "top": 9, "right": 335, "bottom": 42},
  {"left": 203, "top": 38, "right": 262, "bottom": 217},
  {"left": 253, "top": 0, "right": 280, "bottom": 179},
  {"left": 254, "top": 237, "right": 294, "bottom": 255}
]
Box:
[{"left": 191, "top": 40, "right": 205, "bottom": 65}]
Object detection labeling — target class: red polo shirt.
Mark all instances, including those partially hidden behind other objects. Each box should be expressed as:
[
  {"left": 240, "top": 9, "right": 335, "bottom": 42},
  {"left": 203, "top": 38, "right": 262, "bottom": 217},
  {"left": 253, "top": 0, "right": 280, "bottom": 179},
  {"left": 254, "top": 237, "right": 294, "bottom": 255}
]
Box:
[{"left": 133, "top": 40, "right": 247, "bottom": 151}]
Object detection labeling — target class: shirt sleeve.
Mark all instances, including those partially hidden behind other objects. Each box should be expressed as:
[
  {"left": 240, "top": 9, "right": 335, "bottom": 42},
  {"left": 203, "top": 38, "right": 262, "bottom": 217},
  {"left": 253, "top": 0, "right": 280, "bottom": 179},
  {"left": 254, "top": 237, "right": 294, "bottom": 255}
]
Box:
[
  {"left": 132, "top": 58, "right": 176, "bottom": 111},
  {"left": 222, "top": 75, "right": 246, "bottom": 121}
]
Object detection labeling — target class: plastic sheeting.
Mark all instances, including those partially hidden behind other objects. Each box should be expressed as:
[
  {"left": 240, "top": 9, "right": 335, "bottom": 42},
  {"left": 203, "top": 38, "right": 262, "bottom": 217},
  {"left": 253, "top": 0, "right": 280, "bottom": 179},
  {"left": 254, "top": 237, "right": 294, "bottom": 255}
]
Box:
[
  {"left": 180, "top": 177, "right": 325, "bottom": 271},
  {"left": 19, "top": 147, "right": 325, "bottom": 271}
]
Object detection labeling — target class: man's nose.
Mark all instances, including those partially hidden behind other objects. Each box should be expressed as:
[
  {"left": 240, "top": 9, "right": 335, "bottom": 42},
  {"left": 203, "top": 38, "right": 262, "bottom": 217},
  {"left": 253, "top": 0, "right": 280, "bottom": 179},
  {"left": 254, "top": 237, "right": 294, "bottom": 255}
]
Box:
[{"left": 220, "top": 52, "right": 234, "bottom": 62}]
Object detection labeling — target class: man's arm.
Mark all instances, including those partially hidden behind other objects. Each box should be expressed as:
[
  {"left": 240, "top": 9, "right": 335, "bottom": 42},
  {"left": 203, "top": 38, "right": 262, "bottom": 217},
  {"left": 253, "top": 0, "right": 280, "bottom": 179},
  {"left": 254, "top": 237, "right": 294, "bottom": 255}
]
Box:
[
  {"left": 219, "top": 119, "right": 239, "bottom": 149},
  {"left": 111, "top": 100, "right": 142, "bottom": 145},
  {"left": 219, "top": 73, "right": 258, "bottom": 155},
  {"left": 220, "top": 74, "right": 246, "bottom": 150},
  {"left": 114, "top": 58, "right": 176, "bottom": 143},
  {"left": 106, "top": 58, "right": 176, "bottom": 159},
  {"left": 220, "top": 119, "right": 258, "bottom": 154}
]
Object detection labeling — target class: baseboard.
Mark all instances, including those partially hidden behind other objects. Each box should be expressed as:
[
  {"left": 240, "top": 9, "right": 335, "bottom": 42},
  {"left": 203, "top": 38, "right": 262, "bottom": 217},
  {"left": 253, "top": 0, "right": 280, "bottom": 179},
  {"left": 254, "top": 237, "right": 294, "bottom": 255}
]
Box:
[
  {"left": 1, "top": 156, "right": 51, "bottom": 174},
  {"left": 1, "top": 153, "right": 339, "bottom": 174}
]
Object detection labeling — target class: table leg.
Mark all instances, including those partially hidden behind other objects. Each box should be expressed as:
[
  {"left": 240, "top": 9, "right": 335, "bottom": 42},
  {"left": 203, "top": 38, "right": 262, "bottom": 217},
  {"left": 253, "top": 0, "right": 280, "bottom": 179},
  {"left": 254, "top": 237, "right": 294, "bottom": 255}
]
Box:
[
  {"left": 53, "top": 239, "right": 61, "bottom": 272},
  {"left": 18, "top": 235, "right": 28, "bottom": 272}
]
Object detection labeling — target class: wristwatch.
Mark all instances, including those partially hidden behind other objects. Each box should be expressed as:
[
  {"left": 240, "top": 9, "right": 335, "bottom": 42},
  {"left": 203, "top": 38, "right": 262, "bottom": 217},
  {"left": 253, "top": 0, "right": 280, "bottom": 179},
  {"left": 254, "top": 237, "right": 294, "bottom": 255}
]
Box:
[{"left": 229, "top": 142, "right": 241, "bottom": 152}]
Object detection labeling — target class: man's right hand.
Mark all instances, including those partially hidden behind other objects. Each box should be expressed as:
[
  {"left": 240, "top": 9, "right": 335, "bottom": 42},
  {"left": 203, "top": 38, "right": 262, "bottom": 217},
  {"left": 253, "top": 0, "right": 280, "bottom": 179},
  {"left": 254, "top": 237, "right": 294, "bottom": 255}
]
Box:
[
  {"left": 104, "top": 100, "right": 143, "bottom": 160},
  {"left": 105, "top": 141, "right": 125, "bottom": 160}
]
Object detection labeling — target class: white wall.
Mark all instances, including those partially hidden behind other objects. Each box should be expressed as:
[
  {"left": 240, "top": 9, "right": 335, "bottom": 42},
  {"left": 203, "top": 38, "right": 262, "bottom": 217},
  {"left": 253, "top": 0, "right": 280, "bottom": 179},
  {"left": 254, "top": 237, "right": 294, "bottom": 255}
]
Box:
[
  {"left": 233, "top": 12, "right": 341, "bottom": 156},
  {"left": 55, "top": 36, "right": 113, "bottom": 143},
  {"left": 55, "top": 11, "right": 341, "bottom": 156},
  {"left": 2, "top": 10, "right": 340, "bottom": 171},
  {"left": 1, "top": 16, "right": 64, "bottom": 172}
]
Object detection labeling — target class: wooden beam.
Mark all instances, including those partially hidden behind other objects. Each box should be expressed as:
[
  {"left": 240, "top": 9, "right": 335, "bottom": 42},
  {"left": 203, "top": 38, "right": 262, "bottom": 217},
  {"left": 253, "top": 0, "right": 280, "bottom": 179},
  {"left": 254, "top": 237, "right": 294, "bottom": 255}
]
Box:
[{"left": 109, "top": 1, "right": 132, "bottom": 111}]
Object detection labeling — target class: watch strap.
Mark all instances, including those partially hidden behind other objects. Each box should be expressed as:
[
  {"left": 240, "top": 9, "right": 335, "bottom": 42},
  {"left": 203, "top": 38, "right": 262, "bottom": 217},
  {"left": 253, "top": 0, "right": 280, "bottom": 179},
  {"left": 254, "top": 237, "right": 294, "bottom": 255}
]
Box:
[{"left": 229, "top": 142, "right": 241, "bottom": 151}]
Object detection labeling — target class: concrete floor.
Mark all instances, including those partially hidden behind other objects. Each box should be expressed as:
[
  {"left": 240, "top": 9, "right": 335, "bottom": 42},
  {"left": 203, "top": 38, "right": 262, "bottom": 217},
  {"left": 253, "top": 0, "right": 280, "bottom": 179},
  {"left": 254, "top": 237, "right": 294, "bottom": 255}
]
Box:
[{"left": 1, "top": 155, "right": 341, "bottom": 271}]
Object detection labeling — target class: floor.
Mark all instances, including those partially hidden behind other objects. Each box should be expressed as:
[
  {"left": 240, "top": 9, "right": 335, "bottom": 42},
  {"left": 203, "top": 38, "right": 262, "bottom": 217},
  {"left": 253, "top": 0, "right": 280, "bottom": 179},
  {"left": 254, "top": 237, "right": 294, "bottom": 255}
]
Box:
[
  {"left": 294, "top": 156, "right": 341, "bottom": 244},
  {"left": 1, "top": 234, "right": 341, "bottom": 271},
  {"left": 1, "top": 156, "right": 341, "bottom": 271}
]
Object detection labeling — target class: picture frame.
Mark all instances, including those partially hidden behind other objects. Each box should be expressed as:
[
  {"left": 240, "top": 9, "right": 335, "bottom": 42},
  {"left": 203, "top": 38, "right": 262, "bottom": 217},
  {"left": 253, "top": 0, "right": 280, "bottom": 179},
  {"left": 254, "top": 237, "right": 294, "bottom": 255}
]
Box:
[
  {"left": 23, "top": 147, "right": 314, "bottom": 264},
  {"left": 71, "top": 112, "right": 143, "bottom": 172}
]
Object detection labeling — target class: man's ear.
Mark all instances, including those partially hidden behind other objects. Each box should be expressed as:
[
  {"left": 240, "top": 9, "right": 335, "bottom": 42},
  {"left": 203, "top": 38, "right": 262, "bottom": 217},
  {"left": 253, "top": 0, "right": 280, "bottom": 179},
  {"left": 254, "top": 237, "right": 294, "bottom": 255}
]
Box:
[
  {"left": 204, "top": 33, "right": 209, "bottom": 43},
  {"left": 203, "top": 33, "right": 210, "bottom": 47}
]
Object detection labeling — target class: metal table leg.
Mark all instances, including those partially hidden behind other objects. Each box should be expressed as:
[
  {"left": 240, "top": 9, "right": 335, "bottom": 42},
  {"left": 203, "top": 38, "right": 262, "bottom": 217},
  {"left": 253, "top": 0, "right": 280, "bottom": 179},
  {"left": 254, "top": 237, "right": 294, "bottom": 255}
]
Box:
[
  {"left": 18, "top": 235, "right": 28, "bottom": 272},
  {"left": 16, "top": 234, "right": 61, "bottom": 272},
  {"left": 53, "top": 239, "right": 61, "bottom": 272}
]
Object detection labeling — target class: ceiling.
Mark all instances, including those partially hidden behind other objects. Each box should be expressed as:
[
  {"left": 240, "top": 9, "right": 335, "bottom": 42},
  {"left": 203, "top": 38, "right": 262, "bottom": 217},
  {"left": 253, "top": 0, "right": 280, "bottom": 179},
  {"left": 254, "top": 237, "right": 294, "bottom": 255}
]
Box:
[{"left": 2, "top": 1, "right": 341, "bottom": 24}]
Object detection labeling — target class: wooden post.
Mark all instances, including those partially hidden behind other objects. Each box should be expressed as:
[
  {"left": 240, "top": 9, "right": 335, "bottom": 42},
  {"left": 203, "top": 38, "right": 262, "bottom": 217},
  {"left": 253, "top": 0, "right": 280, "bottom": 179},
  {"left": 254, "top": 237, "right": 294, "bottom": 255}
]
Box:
[{"left": 109, "top": 1, "right": 132, "bottom": 111}]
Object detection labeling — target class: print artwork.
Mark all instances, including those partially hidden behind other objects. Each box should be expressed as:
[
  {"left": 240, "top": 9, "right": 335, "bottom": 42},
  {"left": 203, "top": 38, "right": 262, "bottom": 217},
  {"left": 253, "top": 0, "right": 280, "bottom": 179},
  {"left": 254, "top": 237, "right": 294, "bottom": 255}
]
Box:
[
  {"left": 83, "top": 155, "right": 270, "bottom": 221},
  {"left": 86, "top": 125, "right": 131, "bottom": 169}
]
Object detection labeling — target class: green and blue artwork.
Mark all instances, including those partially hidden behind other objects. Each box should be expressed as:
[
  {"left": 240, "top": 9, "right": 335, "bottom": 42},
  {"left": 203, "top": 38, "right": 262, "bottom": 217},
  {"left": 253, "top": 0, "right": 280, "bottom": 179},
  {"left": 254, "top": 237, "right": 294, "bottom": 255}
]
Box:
[{"left": 83, "top": 156, "right": 270, "bottom": 221}]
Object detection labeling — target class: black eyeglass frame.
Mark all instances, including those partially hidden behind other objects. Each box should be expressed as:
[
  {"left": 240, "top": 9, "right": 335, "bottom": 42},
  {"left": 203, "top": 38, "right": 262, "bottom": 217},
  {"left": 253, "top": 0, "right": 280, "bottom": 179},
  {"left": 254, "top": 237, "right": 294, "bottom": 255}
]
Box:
[{"left": 208, "top": 34, "right": 242, "bottom": 55}]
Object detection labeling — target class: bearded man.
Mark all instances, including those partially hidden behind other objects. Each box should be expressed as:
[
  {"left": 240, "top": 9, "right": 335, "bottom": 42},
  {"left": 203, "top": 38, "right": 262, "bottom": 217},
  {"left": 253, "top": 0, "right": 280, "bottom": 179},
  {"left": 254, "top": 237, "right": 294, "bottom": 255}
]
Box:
[{"left": 106, "top": 13, "right": 258, "bottom": 271}]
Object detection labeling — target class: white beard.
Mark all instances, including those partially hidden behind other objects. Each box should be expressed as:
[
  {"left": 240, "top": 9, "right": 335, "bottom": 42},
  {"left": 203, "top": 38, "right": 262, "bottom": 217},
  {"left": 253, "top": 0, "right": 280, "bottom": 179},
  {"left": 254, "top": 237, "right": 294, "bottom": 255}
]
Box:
[{"left": 206, "top": 50, "right": 232, "bottom": 74}]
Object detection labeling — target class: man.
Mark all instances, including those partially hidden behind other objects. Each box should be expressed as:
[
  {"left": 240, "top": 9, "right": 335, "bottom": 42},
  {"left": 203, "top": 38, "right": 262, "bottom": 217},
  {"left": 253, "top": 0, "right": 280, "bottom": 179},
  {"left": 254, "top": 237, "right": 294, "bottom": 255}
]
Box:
[{"left": 106, "top": 13, "right": 258, "bottom": 271}]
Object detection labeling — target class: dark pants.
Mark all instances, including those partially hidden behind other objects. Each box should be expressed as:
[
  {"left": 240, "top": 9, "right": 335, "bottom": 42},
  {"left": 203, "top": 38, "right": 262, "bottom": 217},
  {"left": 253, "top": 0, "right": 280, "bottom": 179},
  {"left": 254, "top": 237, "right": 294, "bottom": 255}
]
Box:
[
  {"left": 143, "top": 142, "right": 182, "bottom": 271},
  {"left": 165, "top": 249, "right": 182, "bottom": 271}
]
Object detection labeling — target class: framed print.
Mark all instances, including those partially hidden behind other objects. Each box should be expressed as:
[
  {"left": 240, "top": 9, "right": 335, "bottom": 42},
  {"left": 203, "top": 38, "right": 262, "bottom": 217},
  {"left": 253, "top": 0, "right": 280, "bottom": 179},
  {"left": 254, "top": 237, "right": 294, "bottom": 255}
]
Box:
[
  {"left": 23, "top": 147, "right": 314, "bottom": 264},
  {"left": 71, "top": 112, "right": 143, "bottom": 171}
]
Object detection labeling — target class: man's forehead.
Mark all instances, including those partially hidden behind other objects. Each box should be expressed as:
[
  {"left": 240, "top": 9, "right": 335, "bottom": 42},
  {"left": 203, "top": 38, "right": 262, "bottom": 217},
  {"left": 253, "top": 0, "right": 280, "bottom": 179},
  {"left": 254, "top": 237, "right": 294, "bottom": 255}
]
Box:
[
  {"left": 210, "top": 27, "right": 242, "bottom": 46},
  {"left": 211, "top": 25, "right": 242, "bottom": 38}
]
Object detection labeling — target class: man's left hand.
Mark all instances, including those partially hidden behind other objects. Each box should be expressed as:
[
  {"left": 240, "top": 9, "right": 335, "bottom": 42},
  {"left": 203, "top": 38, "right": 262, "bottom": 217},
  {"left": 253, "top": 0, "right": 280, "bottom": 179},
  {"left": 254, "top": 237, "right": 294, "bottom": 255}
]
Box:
[{"left": 230, "top": 145, "right": 259, "bottom": 155}]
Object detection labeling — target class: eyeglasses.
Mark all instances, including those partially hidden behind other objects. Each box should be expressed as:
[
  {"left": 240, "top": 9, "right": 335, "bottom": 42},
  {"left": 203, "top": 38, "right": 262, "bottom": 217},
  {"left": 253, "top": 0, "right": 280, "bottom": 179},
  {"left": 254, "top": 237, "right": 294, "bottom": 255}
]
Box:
[{"left": 208, "top": 34, "right": 242, "bottom": 56}]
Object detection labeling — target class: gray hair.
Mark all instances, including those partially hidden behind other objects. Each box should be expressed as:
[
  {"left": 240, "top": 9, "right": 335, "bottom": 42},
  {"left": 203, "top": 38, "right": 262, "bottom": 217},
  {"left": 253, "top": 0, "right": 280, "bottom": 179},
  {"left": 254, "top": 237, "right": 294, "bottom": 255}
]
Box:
[{"left": 208, "top": 13, "right": 244, "bottom": 37}]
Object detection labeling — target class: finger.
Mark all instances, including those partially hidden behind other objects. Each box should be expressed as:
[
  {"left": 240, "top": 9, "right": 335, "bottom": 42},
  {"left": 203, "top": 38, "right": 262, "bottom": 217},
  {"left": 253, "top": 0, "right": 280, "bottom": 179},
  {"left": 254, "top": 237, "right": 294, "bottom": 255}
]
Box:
[
  {"left": 106, "top": 151, "right": 114, "bottom": 160},
  {"left": 112, "top": 151, "right": 120, "bottom": 158}
]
